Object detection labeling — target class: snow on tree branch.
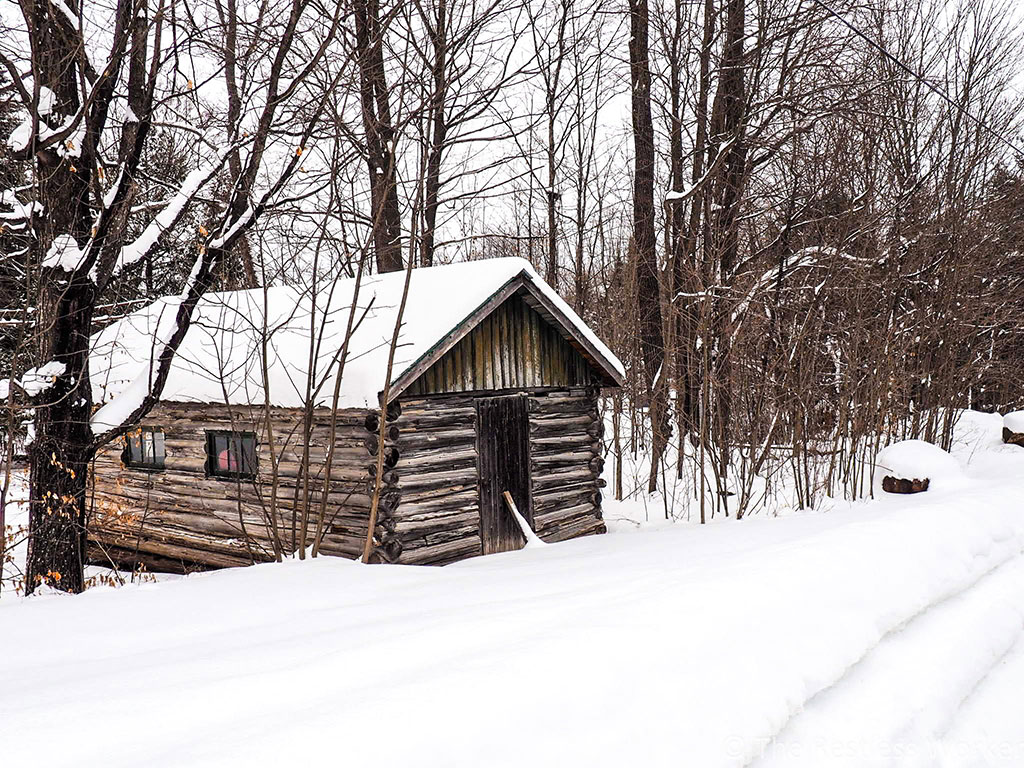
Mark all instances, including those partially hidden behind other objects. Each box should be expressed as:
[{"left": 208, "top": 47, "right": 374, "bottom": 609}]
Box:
[{"left": 107, "top": 157, "right": 229, "bottom": 279}]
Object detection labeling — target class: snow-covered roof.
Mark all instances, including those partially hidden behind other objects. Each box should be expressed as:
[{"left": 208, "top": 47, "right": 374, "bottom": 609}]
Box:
[{"left": 89, "top": 258, "right": 624, "bottom": 422}]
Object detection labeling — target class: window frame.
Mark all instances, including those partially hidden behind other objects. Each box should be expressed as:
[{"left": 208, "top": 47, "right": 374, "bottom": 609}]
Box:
[
  {"left": 122, "top": 427, "right": 166, "bottom": 471},
  {"left": 204, "top": 430, "right": 258, "bottom": 480}
]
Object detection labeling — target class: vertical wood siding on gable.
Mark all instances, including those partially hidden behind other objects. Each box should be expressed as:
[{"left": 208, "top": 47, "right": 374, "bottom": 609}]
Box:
[{"left": 405, "top": 294, "right": 597, "bottom": 396}]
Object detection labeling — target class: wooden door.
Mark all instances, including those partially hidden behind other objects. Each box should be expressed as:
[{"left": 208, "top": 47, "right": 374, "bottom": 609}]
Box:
[{"left": 476, "top": 394, "right": 533, "bottom": 555}]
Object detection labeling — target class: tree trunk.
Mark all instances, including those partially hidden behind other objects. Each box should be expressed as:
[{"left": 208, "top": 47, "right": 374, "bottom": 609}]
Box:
[
  {"left": 707, "top": 0, "right": 746, "bottom": 508},
  {"left": 628, "top": 0, "right": 667, "bottom": 494},
  {"left": 674, "top": 0, "right": 715, "bottom": 449},
  {"left": 217, "top": 0, "right": 259, "bottom": 288},
  {"left": 546, "top": 120, "right": 559, "bottom": 289},
  {"left": 27, "top": 254, "right": 95, "bottom": 595},
  {"left": 354, "top": 0, "right": 403, "bottom": 274},
  {"left": 419, "top": 0, "right": 448, "bottom": 268},
  {"left": 23, "top": 0, "right": 106, "bottom": 593}
]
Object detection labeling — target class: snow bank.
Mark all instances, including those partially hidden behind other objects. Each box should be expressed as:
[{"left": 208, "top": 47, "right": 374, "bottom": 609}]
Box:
[
  {"left": 2, "top": 483, "right": 1024, "bottom": 767},
  {"left": 88, "top": 258, "right": 624, "bottom": 419},
  {"left": 1003, "top": 410, "right": 1024, "bottom": 434},
  {"left": 2, "top": 415, "right": 1024, "bottom": 766},
  {"left": 874, "top": 439, "right": 966, "bottom": 493}
]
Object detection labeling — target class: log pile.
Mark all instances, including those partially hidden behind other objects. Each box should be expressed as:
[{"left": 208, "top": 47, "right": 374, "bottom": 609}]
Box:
[
  {"left": 1002, "top": 427, "right": 1024, "bottom": 447},
  {"left": 881, "top": 476, "right": 930, "bottom": 494}
]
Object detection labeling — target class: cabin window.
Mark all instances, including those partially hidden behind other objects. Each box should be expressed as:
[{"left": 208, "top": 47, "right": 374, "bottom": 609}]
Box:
[
  {"left": 205, "top": 430, "right": 258, "bottom": 479},
  {"left": 123, "top": 427, "right": 166, "bottom": 470}
]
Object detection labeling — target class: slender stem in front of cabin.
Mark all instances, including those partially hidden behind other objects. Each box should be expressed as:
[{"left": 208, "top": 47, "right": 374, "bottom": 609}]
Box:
[
  {"left": 362, "top": 138, "right": 429, "bottom": 563},
  {"left": 297, "top": 217, "right": 326, "bottom": 558},
  {"left": 259, "top": 278, "right": 285, "bottom": 562},
  {"left": 312, "top": 249, "right": 371, "bottom": 557}
]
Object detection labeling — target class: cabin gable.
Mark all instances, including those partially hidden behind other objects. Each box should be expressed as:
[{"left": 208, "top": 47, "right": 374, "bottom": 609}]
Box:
[{"left": 404, "top": 292, "right": 600, "bottom": 397}]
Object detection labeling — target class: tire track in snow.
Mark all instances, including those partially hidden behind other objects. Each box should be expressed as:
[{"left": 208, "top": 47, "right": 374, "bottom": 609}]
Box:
[
  {"left": 935, "top": 629, "right": 1024, "bottom": 766},
  {"left": 748, "top": 550, "right": 1024, "bottom": 767}
]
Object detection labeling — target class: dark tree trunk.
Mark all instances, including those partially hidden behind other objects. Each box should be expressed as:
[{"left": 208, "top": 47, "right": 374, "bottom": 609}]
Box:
[
  {"left": 216, "top": 0, "right": 258, "bottom": 288},
  {"left": 673, "top": 0, "right": 715, "bottom": 451},
  {"left": 710, "top": 0, "right": 747, "bottom": 282},
  {"left": 354, "top": 0, "right": 403, "bottom": 274},
  {"left": 574, "top": 173, "right": 586, "bottom": 314},
  {"left": 420, "top": 0, "right": 448, "bottom": 268},
  {"left": 23, "top": 0, "right": 104, "bottom": 593},
  {"left": 546, "top": 134, "right": 558, "bottom": 289},
  {"left": 707, "top": 0, "right": 747, "bottom": 504},
  {"left": 628, "top": 0, "right": 667, "bottom": 493},
  {"left": 542, "top": 9, "right": 569, "bottom": 290},
  {"left": 26, "top": 306, "right": 94, "bottom": 594}
]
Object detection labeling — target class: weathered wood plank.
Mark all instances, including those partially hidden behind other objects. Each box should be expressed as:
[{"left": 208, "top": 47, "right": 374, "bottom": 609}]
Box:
[
  {"left": 398, "top": 293, "right": 600, "bottom": 397},
  {"left": 538, "top": 515, "right": 606, "bottom": 543},
  {"left": 398, "top": 536, "right": 482, "bottom": 565}
]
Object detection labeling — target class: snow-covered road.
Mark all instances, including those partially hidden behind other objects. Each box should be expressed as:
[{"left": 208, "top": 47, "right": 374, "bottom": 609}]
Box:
[
  {"left": 1, "top": 414, "right": 1023, "bottom": 766},
  {"left": 755, "top": 550, "right": 1024, "bottom": 767}
]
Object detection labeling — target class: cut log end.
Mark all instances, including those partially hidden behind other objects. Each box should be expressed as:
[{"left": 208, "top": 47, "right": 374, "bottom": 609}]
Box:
[
  {"left": 364, "top": 412, "right": 380, "bottom": 433},
  {"left": 881, "top": 475, "right": 930, "bottom": 494},
  {"left": 364, "top": 430, "right": 399, "bottom": 456},
  {"left": 385, "top": 399, "right": 402, "bottom": 421}
]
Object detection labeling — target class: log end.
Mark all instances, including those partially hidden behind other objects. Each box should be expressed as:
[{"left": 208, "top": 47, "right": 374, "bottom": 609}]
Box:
[
  {"left": 364, "top": 411, "right": 381, "bottom": 433},
  {"left": 881, "top": 475, "right": 930, "bottom": 494},
  {"left": 1002, "top": 426, "right": 1024, "bottom": 447},
  {"left": 385, "top": 399, "right": 402, "bottom": 421}
]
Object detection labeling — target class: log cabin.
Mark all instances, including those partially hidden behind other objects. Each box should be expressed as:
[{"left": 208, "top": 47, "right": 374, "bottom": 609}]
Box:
[{"left": 87, "top": 258, "right": 624, "bottom": 572}]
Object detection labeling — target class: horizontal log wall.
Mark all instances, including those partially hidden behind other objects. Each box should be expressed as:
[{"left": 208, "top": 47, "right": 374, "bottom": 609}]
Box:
[
  {"left": 388, "top": 387, "right": 605, "bottom": 566},
  {"left": 90, "top": 388, "right": 607, "bottom": 573},
  {"left": 527, "top": 387, "right": 606, "bottom": 543},
  {"left": 88, "top": 402, "right": 375, "bottom": 573},
  {"left": 389, "top": 394, "right": 482, "bottom": 565}
]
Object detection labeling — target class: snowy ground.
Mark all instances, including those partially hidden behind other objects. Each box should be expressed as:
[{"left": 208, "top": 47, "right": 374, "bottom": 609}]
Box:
[{"left": 2, "top": 411, "right": 1024, "bottom": 766}]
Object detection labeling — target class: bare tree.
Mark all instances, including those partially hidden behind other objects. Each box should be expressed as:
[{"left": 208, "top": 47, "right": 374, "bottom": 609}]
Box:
[{"left": 1, "top": 0, "right": 345, "bottom": 592}]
